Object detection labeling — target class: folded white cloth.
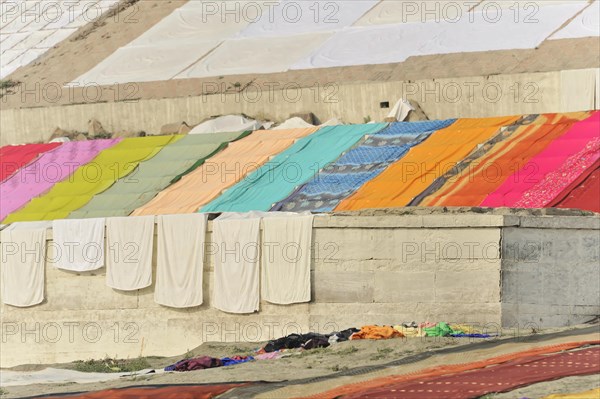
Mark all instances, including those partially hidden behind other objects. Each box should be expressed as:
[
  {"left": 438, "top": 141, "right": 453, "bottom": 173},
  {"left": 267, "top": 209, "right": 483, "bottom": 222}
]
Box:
[
  {"left": 261, "top": 214, "right": 314, "bottom": 304},
  {"left": 1, "top": 227, "right": 47, "bottom": 307},
  {"left": 105, "top": 216, "right": 154, "bottom": 291},
  {"left": 212, "top": 214, "right": 261, "bottom": 314},
  {"left": 155, "top": 214, "right": 207, "bottom": 308},
  {"left": 52, "top": 218, "right": 105, "bottom": 272}
]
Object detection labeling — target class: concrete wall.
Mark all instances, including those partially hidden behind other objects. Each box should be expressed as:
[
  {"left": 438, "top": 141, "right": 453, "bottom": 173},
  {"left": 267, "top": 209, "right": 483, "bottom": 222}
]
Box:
[
  {"left": 1, "top": 68, "right": 598, "bottom": 145},
  {"left": 501, "top": 216, "right": 600, "bottom": 328},
  {"left": 0, "top": 213, "right": 598, "bottom": 367}
]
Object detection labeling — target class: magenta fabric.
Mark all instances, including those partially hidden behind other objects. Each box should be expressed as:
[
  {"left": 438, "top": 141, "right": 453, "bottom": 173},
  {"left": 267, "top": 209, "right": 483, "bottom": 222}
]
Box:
[
  {"left": 481, "top": 112, "right": 600, "bottom": 207},
  {"left": 0, "top": 139, "right": 121, "bottom": 220}
]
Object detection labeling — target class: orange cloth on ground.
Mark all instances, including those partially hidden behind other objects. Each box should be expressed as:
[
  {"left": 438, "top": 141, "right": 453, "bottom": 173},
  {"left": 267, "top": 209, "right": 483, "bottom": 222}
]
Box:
[
  {"left": 336, "top": 116, "right": 520, "bottom": 210},
  {"left": 422, "top": 113, "right": 587, "bottom": 207},
  {"left": 132, "top": 128, "right": 318, "bottom": 215},
  {"left": 351, "top": 326, "right": 404, "bottom": 340}
]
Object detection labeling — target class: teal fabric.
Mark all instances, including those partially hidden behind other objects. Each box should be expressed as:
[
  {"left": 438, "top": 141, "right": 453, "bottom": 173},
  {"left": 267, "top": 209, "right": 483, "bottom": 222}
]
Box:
[
  {"left": 68, "top": 132, "right": 244, "bottom": 219},
  {"left": 201, "top": 124, "right": 387, "bottom": 212}
]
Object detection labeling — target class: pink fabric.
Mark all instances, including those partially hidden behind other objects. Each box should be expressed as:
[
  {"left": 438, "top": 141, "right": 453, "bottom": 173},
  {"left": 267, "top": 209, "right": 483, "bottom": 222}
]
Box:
[
  {"left": 482, "top": 112, "right": 600, "bottom": 207},
  {"left": 514, "top": 137, "right": 600, "bottom": 208},
  {"left": 0, "top": 139, "right": 120, "bottom": 220}
]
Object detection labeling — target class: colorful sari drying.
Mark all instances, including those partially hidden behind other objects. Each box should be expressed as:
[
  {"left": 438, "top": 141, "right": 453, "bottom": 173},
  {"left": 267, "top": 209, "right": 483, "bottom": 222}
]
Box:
[
  {"left": 422, "top": 112, "right": 590, "bottom": 207},
  {"left": 132, "top": 128, "right": 318, "bottom": 216},
  {"left": 68, "top": 132, "right": 245, "bottom": 218},
  {"left": 336, "top": 117, "right": 520, "bottom": 210},
  {"left": 3, "top": 136, "right": 177, "bottom": 223},
  {"left": 482, "top": 111, "right": 599, "bottom": 207},
  {"left": 0, "top": 140, "right": 120, "bottom": 221},
  {"left": 272, "top": 120, "right": 455, "bottom": 212},
  {"left": 202, "top": 124, "right": 387, "bottom": 213},
  {"left": 0, "top": 142, "right": 61, "bottom": 182},
  {"left": 552, "top": 162, "right": 600, "bottom": 213}
]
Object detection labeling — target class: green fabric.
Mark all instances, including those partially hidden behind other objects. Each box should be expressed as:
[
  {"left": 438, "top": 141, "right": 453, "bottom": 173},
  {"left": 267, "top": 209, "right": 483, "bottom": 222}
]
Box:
[
  {"left": 68, "top": 132, "right": 245, "bottom": 219},
  {"left": 170, "top": 130, "right": 253, "bottom": 184},
  {"left": 424, "top": 322, "right": 463, "bottom": 337},
  {"left": 3, "top": 135, "right": 179, "bottom": 223},
  {"left": 201, "top": 123, "right": 388, "bottom": 213}
]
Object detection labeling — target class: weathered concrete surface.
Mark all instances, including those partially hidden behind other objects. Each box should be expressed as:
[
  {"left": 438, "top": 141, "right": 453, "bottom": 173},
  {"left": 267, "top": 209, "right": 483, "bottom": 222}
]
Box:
[
  {"left": 0, "top": 213, "right": 598, "bottom": 367},
  {"left": 2, "top": 67, "right": 599, "bottom": 145}
]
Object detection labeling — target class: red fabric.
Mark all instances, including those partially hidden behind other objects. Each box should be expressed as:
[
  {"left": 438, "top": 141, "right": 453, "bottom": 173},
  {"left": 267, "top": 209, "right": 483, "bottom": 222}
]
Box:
[
  {"left": 36, "top": 383, "right": 246, "bottom": 399},
  {"left": 0, "top": 143, "right": 61, "bottom": 182},
  {"left": 553, "top": 164, "right": 600, "bottom": 213},
  {"left": 303, "top": 340, "right": 600, "bottom": 399},
  {"left": 343, "top": 346, "right": 600, "bottom": 399}
]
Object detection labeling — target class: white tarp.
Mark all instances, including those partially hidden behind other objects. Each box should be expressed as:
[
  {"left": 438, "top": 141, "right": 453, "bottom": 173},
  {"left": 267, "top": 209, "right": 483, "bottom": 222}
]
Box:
[
  {"left": 354, "top": 0, "right": 477, "bottom": 25},
  {"left": 237, "top": 0, "right": 378, "bottom": 38},
  {"left": 178, "top": 32, "right": 332, "bottom": 79},
  {"left": 130, "top": 1, "right": 272, "bottom": 45},
  {"left": 70, "top": 38, "right": 222, "bottom": 86},
  {"left": 292, "top": 23, "right": 439, "bottom": 69},
  {"left": 550, "top": 1, "right": 599, "bottom": 39},
  {"left": 189, "top": 115, "right": 263, "bottom": 134},
  {"left": 0, "top": 0, "right": 117, "bottom": 78},
  {"left": 273, "top": 117, "right": 315, "bottom": 130},
  {"left": 294, "top": 3, "right": 587, "bottom": 70}
]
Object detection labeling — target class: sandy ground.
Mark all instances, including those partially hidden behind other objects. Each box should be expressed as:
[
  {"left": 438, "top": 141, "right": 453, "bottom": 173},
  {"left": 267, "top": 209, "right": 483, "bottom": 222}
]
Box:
[{"left": 2, "top": 325, "right": 598, "bottom": 398}]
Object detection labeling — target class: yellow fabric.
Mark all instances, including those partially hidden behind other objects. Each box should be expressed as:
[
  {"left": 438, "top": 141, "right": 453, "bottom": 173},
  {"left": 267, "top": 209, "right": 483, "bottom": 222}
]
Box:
[
  {"left": 336, "top": 116, "right": 521, "bottom": 210},
  {"left": 542, "top": 388, "right": 600, "bottom": 399},
  {"left": 3, "top": 136, "right": 179, "bottom": 222},
  {"left": 132, "top": 128, "right": 318, "bottom": 216},
  {"left": 393, "top": 325, "right": 425, "bottom": 338},
  {"left": 449, "top": 324, "right": 482, "bottom": 334}
]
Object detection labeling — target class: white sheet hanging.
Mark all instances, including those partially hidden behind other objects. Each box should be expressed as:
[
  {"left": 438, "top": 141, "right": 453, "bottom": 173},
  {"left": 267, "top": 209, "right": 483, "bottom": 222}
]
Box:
[
  {"left": 155, "top": 214, "right": 207, "bottom": 308},
  {"left": 212, "top": 214, "right": 261, "bottom": 314},
  {"left": 69, "top": 38, "right": 222, "bottom": 86},
  {"left": 105, "top": 216, "right": 154, "bottom": 291},
  {"left": 261, "top": 213, "right": 314, "bottom": 305},
  {"left": 51, "top": 218, "right": 105, "bottom": 272},
  {"left": 237, "top": 0, "right": 378, "bottom": 38},
  {"left": 177, "top": 32, "right": 332, "bottom": 79},
  {"left": 550, "top": 0, "right": 599, "bottom": 39},
  {"left": 0, "top": 226, "right": 46, "bottom": 307}
]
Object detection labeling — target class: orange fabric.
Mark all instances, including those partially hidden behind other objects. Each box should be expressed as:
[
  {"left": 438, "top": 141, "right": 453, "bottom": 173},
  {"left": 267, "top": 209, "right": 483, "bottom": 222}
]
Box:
[
  {"left": 423, "top": 113, "right": 586, "bottom": 207},
  {"left": 335, "top": 116, "right": 520, "bottom": 210},
  {"left": 39, "top": 383, "right": 246, "bottom": 399},
  {"left": 132, "top": 128, "right": 318, "bottom": 215},
  {"left": 350, "top": 326, "right": 404, "bottom": 340},
  {"left": 301, "top": 340, "right": 600, "bottom": 399}
]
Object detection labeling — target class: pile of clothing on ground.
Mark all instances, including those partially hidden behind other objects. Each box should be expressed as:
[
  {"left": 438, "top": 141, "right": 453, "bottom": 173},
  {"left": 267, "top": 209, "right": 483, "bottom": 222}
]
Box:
[{"left": 163, "top": 323, "right": 492, "bottom": 372}]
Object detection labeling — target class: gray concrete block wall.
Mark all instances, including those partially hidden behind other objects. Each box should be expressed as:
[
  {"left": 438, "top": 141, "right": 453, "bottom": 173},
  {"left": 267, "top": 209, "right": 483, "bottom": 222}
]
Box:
[
  {"left": 501, "top": 222, "right": 600, "bottom": 328},
  {"left": 1, "top": 214, "right": 598, "bottom": 367}
]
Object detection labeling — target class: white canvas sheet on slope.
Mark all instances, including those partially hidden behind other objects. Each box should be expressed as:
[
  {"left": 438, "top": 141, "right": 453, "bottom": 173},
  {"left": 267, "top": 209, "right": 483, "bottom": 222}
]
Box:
[
  {"left": 237, "top": 0, "right": 378, "bottom": 38},
  {"left": 294, "top": 2, "right": 588, "bottom": 70},
  {"left": 177, "top": 32, "right": 332, "bottom": 79},
  {"left": 418, "top": 3, "right": 588, "bottom": 55},
  {"left": 354, "top": 0, "right": 477, "bottom": 25},
  {"left": 550, "top": 1, "right": 599, "bottom": 39},
  {"left": 130, "top": 1, "right": 273, "bottom": 45},
  {"left": 292, "top": 22, "right": 440, "bottom": 69},
  {"left": 70, "top": 38, "right": 222, "bottom": 85}
]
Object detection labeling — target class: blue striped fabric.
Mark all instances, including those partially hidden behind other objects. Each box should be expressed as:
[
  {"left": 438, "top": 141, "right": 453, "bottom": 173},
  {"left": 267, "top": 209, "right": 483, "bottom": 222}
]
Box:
[{"left": 271, "top": 119, "right": 456, "bottom": 212}]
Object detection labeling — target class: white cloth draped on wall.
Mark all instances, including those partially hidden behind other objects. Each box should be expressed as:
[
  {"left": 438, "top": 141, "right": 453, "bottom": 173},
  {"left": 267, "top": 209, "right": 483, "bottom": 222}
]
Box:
[
  {"left": 155, "top": 214, "right": 207, "bottom": 308},
  {"left": 52, "top": 218, "right": 105, "bottom": 272},
  {"left": 105, "top": 216, "right": 154, "bottom": 291}
]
